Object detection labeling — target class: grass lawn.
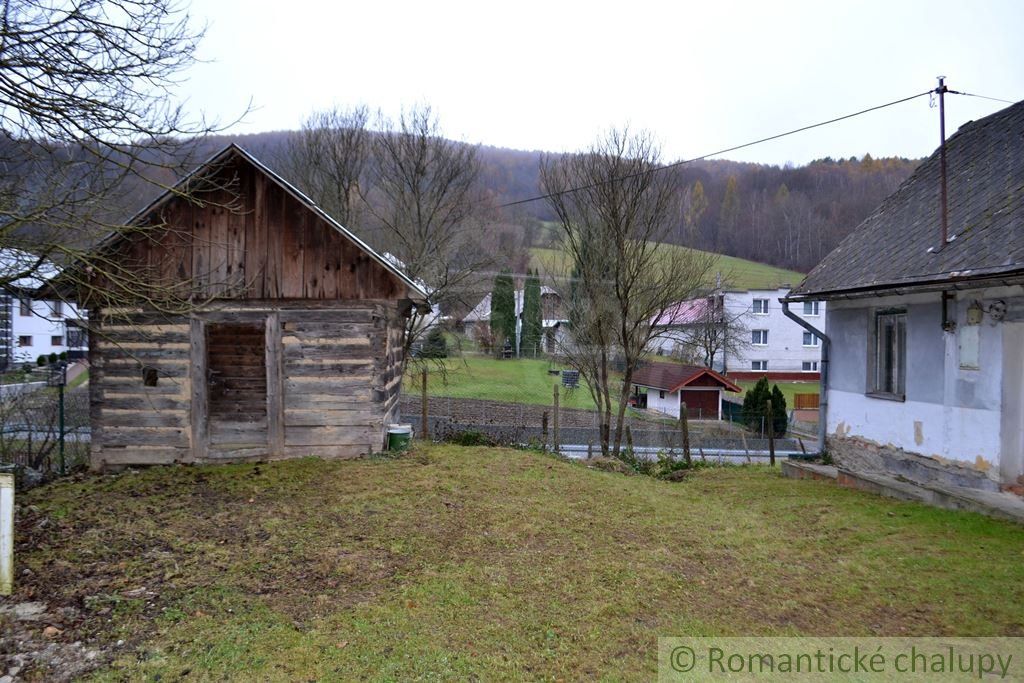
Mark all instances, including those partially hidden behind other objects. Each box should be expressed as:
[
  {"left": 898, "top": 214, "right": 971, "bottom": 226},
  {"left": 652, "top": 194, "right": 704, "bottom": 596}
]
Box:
[
  {"left": 736, "top": 380, "right": 819, "bottom": 407},
  {"left": 13, "top": 446, "right": 1024, "bottom": 679},
  {"left": 406, "top": 356, "right": 600, "bottom": 410},
  {"left": 530, "top": 246, "right": 806, "bottom": 291}
]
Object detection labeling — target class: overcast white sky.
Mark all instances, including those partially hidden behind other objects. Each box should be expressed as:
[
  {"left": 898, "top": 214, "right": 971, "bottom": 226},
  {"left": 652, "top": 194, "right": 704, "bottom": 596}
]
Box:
[{"left": 182, "top": 0, "right": 1024, "bottom": 166}]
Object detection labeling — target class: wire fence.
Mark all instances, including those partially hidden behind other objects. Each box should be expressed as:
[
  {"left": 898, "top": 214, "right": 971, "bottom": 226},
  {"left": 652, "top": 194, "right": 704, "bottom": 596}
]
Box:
[
  {"left": 0, "top": 365, "right": 90, "bottom": 486},
  {"left": 401, "top": 352, "right": 815, "bottom": 463}
]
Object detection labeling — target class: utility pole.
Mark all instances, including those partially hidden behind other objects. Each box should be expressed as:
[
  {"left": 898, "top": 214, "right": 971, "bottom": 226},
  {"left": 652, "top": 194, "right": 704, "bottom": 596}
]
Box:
[{"left": 936, "top": 76, "right": 949, "bottom": 246}]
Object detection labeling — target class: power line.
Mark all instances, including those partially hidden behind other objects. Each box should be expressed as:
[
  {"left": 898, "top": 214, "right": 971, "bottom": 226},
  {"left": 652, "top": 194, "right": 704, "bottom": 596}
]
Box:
[
  {"left": 500, "top": 89, "right": 935, "bottom": 209},
  {"left": 949, "top": 90, "right": 1017, "bottom": 105}
]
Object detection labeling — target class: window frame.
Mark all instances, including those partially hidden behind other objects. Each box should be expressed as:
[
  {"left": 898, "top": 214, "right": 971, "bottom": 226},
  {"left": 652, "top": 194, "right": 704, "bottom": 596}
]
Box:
[
  {"left": 18, "top": 335, "right": 32, "bottom": 347},
  {"left": 867, "top": 308, "right": 907, "bottom": 401},
  {"left": 751, "top": 360, "right": 768, "bottom": 371},
  {"left": 802, "top": 361, "right": 819, "bottom": 372},
  {"left": 751, "top": 329, "right": 769, "bottom": 346},
  {"left": 51, "top": 335, "right": 63, "bottom": 346},
  {"left": 802, "top": 301, "right": 820, "bottom": 316},
  {"left": 51, "top": 300, "right": 63, "bottom": 318},
  {"left": 802, "top": 331, "right": 821, "bottom": 347},
  {"left": 19, "top": 299, "right": 31, "bottom": 317},
  {"left": 752, "top": 298, "right": 769, "bottom": 315}
]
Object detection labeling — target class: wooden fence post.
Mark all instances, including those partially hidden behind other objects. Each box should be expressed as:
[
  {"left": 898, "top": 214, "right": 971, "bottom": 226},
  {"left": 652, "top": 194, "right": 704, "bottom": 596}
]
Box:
[
  {"left": 767, "top": 399, "right": 776, "bottom": 467},
  {"left": 553, "top": 384, "right": 560, "bottom": 455},
  {"left": 421, "top": 368, "right": 429, "bottom": 441},
  {"left": 679, "top": 402, "right": 691, "bottom": 466},
  {"left": 542, "top": 411, "right": 549, "bottom": 452}
]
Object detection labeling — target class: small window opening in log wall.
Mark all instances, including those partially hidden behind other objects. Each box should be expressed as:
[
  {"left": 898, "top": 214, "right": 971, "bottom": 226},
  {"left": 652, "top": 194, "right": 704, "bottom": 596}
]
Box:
[
  {"left": 206, "top": 322, "right": 267, "bottom": 422},
  {"left": 142, "top": 366, "right": 159, "bottom": 387}
]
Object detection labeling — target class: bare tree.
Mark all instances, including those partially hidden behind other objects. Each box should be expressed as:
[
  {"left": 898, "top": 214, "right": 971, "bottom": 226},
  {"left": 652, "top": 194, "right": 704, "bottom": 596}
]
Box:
[
  {"left": 659, "top": 293, "right": 747, "bottom": 371},
  {"left": 541, "top": 128, "right": 714, "bottom": 458},
  {"left": 364, "top": 105, "right": 490, "bottom": 368},
  {"left": 0, "top": 0, "right": 243, "bottom": 300},
  {"left": 281, "top": 105, "right": 371, "bottom": 229}
]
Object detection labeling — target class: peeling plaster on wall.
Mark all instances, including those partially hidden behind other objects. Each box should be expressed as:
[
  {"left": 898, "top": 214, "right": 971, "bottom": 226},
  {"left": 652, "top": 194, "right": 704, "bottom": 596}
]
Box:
[
  {"left": 913, "top": 421, "right": 924, "bottom": 446},
  {"left": 826, "top": 435, "right": 1001, "bottom": 491}
]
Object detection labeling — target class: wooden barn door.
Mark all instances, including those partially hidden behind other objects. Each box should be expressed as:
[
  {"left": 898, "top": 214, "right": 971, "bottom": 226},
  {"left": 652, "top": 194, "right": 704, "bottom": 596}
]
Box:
[{"left": 205, "top": 322, "right": 269, "bottom": 456}]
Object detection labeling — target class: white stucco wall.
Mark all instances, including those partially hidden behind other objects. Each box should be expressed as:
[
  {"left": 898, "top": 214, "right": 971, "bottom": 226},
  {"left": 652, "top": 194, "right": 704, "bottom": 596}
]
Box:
[
  {"left": 9, "top": 298, "right": 85, "bottom": 364},
  {"left": 646, "top": 388, "right": 679, "bottom": 417},
  {"left": 825, "top": 286, "right": 1023, "bottom": 480},
  {"left": 725, "top": 289, "right": 825, "bottom": 373},
  {"left": 652, "top": 288, "right": 826, "bottom": 373}
]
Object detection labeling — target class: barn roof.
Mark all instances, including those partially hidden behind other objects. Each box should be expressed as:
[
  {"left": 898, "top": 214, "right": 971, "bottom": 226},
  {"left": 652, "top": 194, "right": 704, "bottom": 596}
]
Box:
[
  {"left": 105, "top": 144, "right": 429, "bottom": 303},
  {"left": 788, "top": 99, "right": 1024, "bottom": 300},
  {"left": 631, "top": 363, "right": 741, "bottom": 393}
]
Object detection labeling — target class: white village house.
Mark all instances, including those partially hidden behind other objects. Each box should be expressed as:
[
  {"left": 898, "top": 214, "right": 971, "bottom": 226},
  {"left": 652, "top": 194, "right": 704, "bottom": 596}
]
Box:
[
  {"left": 0, "top": 249, "right": 87, "bottom": 370},
  {"left": 784, "top": 99, "right": 1024, "bottom": 491},
  {"left": 651, "top": 287, "right": 825, "bottom": 380},
  {"left": 462, "top": 286, "right": 567, "bottom": 355}
]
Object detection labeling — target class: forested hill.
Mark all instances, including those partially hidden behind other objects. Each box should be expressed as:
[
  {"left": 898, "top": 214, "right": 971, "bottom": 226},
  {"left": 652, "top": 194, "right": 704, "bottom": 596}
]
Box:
[{"left": 160, "top": 131, "right": 921, "bottom": 274}]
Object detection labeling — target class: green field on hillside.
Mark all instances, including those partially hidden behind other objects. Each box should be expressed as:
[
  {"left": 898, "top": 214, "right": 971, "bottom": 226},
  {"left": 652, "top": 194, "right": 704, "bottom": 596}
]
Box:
[{"left": 530, "top": 245, "right": 805, "bottom": 291}]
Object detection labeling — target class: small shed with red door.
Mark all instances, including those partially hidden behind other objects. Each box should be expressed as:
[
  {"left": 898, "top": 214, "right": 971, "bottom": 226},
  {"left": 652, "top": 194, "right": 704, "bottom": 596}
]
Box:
[{"left": 631, "top": 363, "right": 741, "bottom": 420}]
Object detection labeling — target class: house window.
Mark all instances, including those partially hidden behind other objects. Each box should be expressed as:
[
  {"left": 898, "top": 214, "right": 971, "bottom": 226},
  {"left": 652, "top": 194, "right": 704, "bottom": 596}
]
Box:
[
  {"left": 659, "top": 390, "right": 665, "bottom": 400},
  {"left": 19, "top": 299, "right": 31, "bottom": 316},
  {"left": 142, "top": 366, "right": 159, "bottom": 387},
  {"left": 51, "top": 335, "right": 63, "bottom": 346},
  {"left": 751, "top": 329, "right": 769, "bottom": 345},
  {"left": 802, "top": 331, "right": 820, "bottom": 347},
  {"left": 51, "top": 301, "right": 63, "bottom": 317},
  {"left": 871, "top": 310, "right": 906, "bottom": 399},
  {"left": 751, "top": 360, "right": 768, "bottom": 371},
  {"left": 802, "top": 301, "right": 820, "bottom": 316},
  {"left": 802, "top": 361, "right": 819, "bottom": 372},
  {"left": 18, "top": 336, "right": 31, "bottom": 347},
  {"left": 752, "top": 298, "right": 769, "bottom": 315},
  {"left": 66, "top": 326, "right": 86, "bottom": 348}
]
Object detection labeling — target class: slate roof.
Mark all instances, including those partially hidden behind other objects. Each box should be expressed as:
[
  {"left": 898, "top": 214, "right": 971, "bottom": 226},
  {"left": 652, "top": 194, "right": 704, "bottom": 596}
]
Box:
[
  {"left": 789, "top": 99, "right": 1024, "bottom": 299},
  {"left": 631, "top": 363, "right": 741, "bottom": 393}
]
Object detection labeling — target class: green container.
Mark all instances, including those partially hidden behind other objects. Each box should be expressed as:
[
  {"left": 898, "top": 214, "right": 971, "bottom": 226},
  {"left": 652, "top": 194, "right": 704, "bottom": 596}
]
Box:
[{"left": 387, "top": 424, "right": 413, "bottom": 451}]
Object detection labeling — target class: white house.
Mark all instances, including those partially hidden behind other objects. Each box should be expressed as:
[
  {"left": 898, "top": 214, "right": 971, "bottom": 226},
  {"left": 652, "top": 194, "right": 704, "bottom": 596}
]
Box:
[
  {"left": 462, "top": 286, "right": 567, "bottom": 355},
  {"left": 652, "top": 287, "right": 825, "bottom": 379},
  {"left": 0, "top": 250, "right": 87, "bottom": 370},
  {"left": 784, "top": 98, "right": 1024, "bottom": 491}
]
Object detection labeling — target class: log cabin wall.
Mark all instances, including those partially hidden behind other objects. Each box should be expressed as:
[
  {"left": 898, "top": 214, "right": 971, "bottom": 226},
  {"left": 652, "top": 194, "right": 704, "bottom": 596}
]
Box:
[
  {"left": 87, "top": 147, "right": 421, "bottom": 469},
  {"left": 90, "top": 301, "right": 405, "bottom": 468}
]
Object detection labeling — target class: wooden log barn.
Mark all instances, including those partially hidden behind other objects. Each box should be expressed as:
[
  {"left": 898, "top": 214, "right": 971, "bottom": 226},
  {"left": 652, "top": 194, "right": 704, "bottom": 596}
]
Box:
[{"left": 80, "top": 144, "right": 428, "bottom": 469}]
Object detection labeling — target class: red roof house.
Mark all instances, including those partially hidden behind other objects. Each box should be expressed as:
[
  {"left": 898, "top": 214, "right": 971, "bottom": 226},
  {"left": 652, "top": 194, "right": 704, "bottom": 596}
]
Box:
[{"left": 631, "top": 363, "right": 741, "bottom": 420}]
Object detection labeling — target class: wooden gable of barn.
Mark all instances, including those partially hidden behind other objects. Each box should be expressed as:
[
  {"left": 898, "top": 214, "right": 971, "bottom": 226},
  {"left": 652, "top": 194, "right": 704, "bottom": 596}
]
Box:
[{"left": 99, "top": 145, "right": 418, "bottom": 304}]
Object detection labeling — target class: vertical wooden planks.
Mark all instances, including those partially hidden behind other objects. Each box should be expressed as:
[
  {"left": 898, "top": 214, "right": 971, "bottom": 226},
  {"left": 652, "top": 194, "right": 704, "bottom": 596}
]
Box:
[
  {"left": 245, "top": 167, "right": 267, "bottom": 299},
  {"left": 265, "top": 312, "right": 284, "bottom": 456},
  {"left": 264, "top": 177, "right": 284, "bottom": 299},
  {"left": 280, "top": 190, "right": 305, "bottom": 298},
  {"left": 189, "top": 317, "right": 207, "bottom": 462}
]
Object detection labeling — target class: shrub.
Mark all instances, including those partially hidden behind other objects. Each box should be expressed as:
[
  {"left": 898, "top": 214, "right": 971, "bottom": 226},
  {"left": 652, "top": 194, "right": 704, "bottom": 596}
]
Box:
[
  {"left": 48, "top": 352, "right": 58, "bottom": 364},
  {"left": 36, "top": 354, "right": 47, "bottom": 366},
  {"left": 770, "top": 384, "right": 788, "bottom": 436},
  {"left": 59, "top": 351, "right": 67, "bottom": 361},
  {"left": 741, "top": 377, "right": 787, "bottom": 437},
  {"left": 448, "top": 430, "right": 496, "bottom": 447},
  {"left": 419, "top": 327, "right": 448, "bottom": 359}
]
